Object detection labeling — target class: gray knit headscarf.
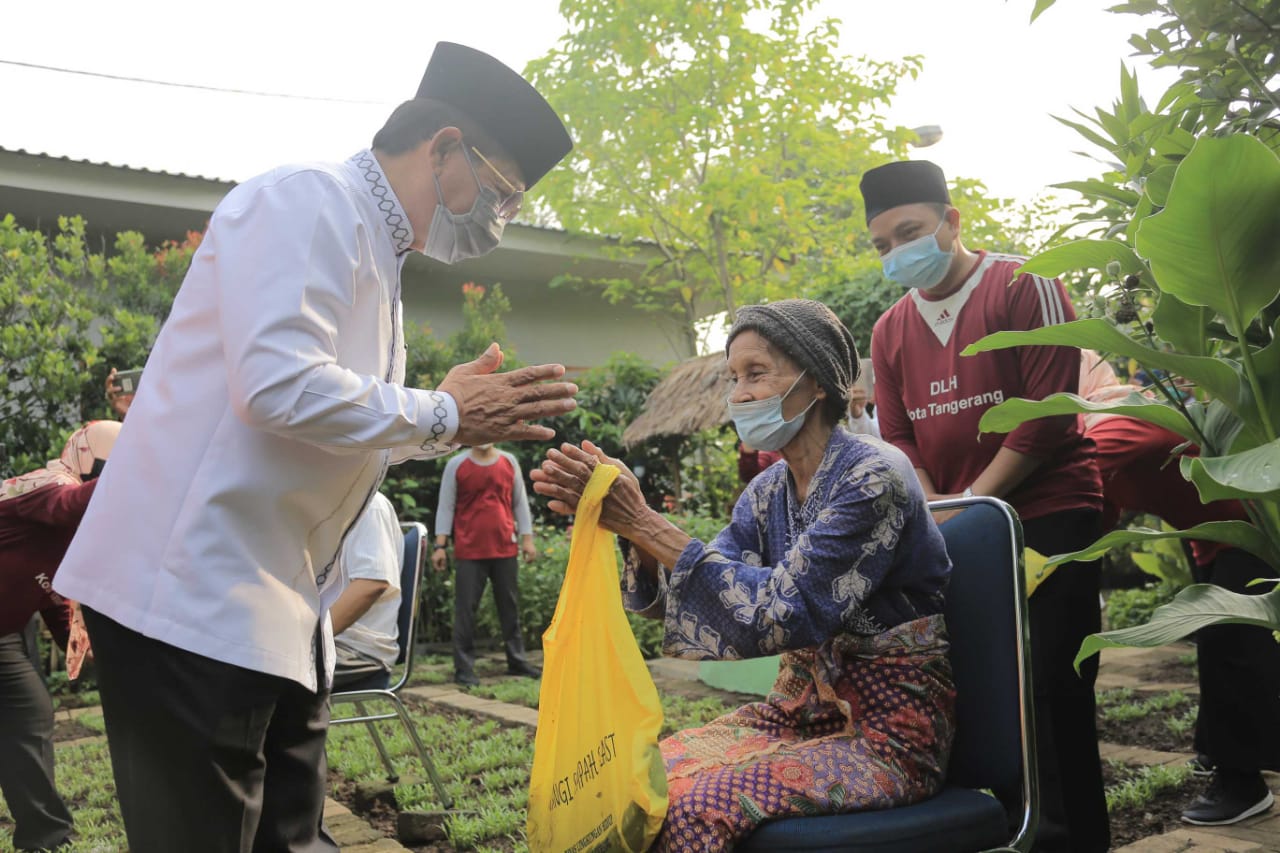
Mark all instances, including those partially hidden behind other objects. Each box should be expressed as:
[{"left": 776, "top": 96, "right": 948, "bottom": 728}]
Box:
[{"left": 725, "top": 299, "right": 860, "bottom": 410}]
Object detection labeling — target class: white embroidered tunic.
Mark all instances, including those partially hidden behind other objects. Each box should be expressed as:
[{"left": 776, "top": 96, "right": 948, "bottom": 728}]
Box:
[{"left": 56, "top": 151, "right": 457, "bottom": 690}]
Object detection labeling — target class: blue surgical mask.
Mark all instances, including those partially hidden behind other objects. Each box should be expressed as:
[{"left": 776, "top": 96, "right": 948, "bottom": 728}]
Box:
[
  {"left": 728, "top": 371, "right": 816, "bottom": 452},
  {"left": 422, "top": 149, "right": 505, "bottom": 264},
  {"left": 881, "top": 219, "right": 953, "bottom": 290}
]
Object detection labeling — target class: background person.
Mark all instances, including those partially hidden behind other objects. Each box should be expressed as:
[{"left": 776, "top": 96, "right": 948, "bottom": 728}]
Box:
[
  {"left": 533, "top": 300, "right": 955, "bottom": 852},
  {"left": 52, "top": 42, "right": 576, "bottom": 852},
  {"left": 433, "top": 443, "right": 540, "bottom": 687},
  {"left": 862, "top": 160, "right": 1108, "bottom": 853},
  {"left": 0, "top": 421, "right": 119, "bottom": 853},
  {"left": 330, "top": 492, "right": 403, "bottom": 692},
  {"left": 1078, "top": 350, "right": 1279, "bottom": 825},
  {"left": 846, "top": 357, "right": 880, "bottom": 438},
  {"left": 104, "top": 367, "right": 140, "bottom": 421}
]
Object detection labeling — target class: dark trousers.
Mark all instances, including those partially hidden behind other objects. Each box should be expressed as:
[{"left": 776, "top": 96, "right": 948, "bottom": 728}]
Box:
[
  {"left": 1023, "top": 509, "right": 1110, "bottom": 853},
  {"left": 82, "top": 607, "right": 338, "bottom": 853},
  {"left": 452, "top": 556, "right": 528, "bottom": 678},
  {"left": 1192, "top": 549, "right": 1280, "bottom": 772},
  {"left": 0, "top": 631, "right": 74, "bottom": 851}
]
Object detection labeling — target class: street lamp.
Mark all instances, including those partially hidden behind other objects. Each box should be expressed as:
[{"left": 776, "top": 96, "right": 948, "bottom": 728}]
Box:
[{"left": 909, "top": 125, "right": 944, "bottom": 148}]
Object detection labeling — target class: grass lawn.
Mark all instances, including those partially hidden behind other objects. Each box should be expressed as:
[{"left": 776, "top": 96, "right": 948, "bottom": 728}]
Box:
[
  {"left": 325, "top": 686, "right": 739, "bottom": 850},
  {"left": 327, "top": 703, "right": 534, "bottom": 851},
  {"left": 0, "top": 739, "right": 126, "bottom": 853}
]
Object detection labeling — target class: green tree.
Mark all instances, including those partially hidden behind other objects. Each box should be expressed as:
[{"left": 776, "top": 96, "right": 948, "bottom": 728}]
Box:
[{"left": 526, "top": 0, "right": 927, "bottom": 348}]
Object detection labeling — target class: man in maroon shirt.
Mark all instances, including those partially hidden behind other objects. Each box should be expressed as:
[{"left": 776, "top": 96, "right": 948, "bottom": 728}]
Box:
[
  {"left": 862, "top": 160, "right": 1108, "bottom": 853},
  {"left": 0, "top": 420, "right": 119, "bottom": 852}
]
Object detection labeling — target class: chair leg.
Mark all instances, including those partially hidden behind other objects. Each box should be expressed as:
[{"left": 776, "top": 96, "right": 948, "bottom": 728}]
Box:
[
  {"left": 355, "top": 700, "right": 399, "bottom": 784},
  {"left": 388, "top": 694, "right": 454, "bottom": 810}
]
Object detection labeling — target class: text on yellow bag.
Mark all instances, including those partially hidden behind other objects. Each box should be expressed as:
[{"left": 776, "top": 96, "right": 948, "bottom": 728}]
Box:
[{"left": 527, "top": 464, "right": 668, "bottom": 852}]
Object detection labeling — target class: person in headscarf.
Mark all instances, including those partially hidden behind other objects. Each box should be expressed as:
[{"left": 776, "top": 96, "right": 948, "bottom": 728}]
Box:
[
  {"left": 532, "top": 299, "right": 956, "bottom": 852},
  {"left": 0, "top": 420, "right": 119, "bottom": 853}
]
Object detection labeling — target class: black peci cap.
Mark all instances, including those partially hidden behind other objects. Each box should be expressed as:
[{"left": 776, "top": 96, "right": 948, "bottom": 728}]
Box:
[
  {"left": 858, "top": 160, "right": 950, "bottom": 224},
  {"left": 416, "top": 42, "right": 573, "bottom": 189}
]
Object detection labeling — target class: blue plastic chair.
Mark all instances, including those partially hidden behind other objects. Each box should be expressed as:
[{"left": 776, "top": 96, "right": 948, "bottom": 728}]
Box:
[
  {"left": 738, "top": 497, "right": 1038, "bottom": 852},
  {"left": 329, "top": 521, "right": 453, "bottom": 809}
]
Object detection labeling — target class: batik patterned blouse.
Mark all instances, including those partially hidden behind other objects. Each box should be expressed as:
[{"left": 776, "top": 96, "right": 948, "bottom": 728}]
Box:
[{"left": 624, "top": 427, "right": 950, "bottom": 660}]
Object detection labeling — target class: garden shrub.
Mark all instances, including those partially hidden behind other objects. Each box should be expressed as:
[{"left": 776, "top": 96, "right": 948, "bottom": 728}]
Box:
[
  {"left": 1105, "top": 583, "right": 1180, "bottom": 631},
  {"left": 0, "top": 215, "right": 197, "bottom": 477}
]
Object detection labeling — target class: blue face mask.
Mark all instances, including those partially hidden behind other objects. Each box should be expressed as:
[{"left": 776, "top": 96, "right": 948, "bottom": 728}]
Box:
[
  {"left": 728, "top": 370, "right": 816, "bottom": 452},
  {"left": 881, "top": 219, "right": 953, "bottom": 290}
]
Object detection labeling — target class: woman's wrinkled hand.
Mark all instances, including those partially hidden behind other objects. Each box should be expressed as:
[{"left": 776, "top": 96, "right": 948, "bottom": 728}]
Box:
[{"left": 531, "top": 440, "right": 648, "bottom": 537}]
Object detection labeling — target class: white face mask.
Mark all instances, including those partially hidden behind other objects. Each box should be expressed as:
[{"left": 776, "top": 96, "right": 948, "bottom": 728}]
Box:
[
  {"left": 421, "top": 149, "right": 505, "bottom": 264},
  {"left": 727, "top": 371, "right": 816, "bottom": 452}
]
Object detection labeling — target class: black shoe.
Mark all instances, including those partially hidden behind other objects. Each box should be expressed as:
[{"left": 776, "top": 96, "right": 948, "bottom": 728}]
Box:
[
  {"left": 454, "top": 672, "right": 480, "bottom": 688},
  {"left": 507, "top": 662, "right": 541, "bottom": 678},
  {"left": 1187, "top": 753, "right": 1216, "bottom": 778},
  {"left": 1181, "top": 770, "right": 1274, "bottom": 825}
]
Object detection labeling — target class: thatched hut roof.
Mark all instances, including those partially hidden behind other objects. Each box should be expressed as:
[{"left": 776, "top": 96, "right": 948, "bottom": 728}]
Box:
[{"left": 623, "top": 353, "right": 732, "bottom": 447}]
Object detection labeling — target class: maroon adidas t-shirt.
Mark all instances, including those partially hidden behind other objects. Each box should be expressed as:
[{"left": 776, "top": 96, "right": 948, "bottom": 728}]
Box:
[{"left": 871, "top": 251, "right": 1102, "bottom": 521}]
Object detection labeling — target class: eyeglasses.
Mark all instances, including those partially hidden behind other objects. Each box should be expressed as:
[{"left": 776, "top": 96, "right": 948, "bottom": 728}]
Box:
[{"left": 469, "top": 146, "right": 523, "bottom": 222}]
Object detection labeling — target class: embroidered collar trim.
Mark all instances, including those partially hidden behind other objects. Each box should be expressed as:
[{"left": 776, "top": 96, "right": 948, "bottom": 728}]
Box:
[{"left": 349, "top": 150, "right": 414, "bottom": 255}]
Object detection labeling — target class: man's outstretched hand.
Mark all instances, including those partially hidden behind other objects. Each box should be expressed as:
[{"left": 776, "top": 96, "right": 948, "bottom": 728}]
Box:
[{"left": 439, "top": 344, "right": 578, "bottom": 445}]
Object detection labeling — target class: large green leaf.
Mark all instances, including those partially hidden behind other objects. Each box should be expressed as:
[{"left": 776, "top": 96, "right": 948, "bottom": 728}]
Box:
[
  {"left": 1247, "top": 318, "right": 1280, "bottom": 446},
  {"left": 1180, "top": 438, "right": 1280, "bottom": 502},
  {"left": 962, "top": 318, "right": 1247, "bottom": 413},
  {"left": 976, "top": 392, "right": 1197, "bottom": 441},
  {"left": 1045, "top": 521, "right": 1280, "bottom": 570},
  {"left": 1151, "top": 291, "right": 1213, "bottom": 358},
  {"left": 1053, "top": 180, "right": 1140, "bottom": 207},
  {"left": 1183, "top": 398, "right": 1248, "bottom": 456},
  {"left": 1143, "top": 164, "right": 1179, "bottom": 207},
  {"left": 1016, "top": 240, "right": 1146, "bottom": 279},
  {"left": 1135, "top": 135, "right": 1280, "bottom": 335},
  {"left": 1075, "top": 583, "right": 1280, "bottom": 670}
]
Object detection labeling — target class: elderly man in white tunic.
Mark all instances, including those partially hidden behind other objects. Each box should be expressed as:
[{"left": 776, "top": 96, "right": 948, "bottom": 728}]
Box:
[{"left": 54, "top": 42, "right": 575, "bottom": 852}]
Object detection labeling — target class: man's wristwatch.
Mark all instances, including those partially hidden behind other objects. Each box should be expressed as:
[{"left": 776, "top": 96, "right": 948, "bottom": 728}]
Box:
[
  {"left": 962, "top": 486, "right": 974, "bottom": 498},
  {"left": 433, "top": 544, "right": 447, "bottom": 551}
]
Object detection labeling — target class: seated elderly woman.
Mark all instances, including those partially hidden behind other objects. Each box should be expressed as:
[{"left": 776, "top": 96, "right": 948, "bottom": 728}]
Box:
[{"left": 532, "top": 299, "right": 955, "bottom": 851}]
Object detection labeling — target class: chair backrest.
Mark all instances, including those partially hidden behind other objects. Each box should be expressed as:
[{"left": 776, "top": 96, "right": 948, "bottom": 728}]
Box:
[
  {"left": 931, "top": 497, "right": 1036, "bottom": 837},
  {"left": 392, "top": 522, "right": 428, "bottom": 685}
]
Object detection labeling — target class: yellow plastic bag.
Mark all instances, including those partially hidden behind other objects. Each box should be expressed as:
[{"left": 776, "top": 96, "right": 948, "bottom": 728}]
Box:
[
  {"left": 527, "top": 464, "right": 668, "bottom": 852},
  {"left": 1025, "top": 547, "right": 1055, "bottom": 597}
]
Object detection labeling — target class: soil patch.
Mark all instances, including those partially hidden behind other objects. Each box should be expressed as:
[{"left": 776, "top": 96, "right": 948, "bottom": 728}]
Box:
[
  {"left": 1103, "top": 761, "right": 1206, "bottom": 848},
  {"left": 327, "top": 771, "right": 399, "bottom": 839},
  {"left": 51, "top": 717, "right": 101, "bottom": 743},
  {"left": 1097, "top": 711, "right": 1195, "bottom": 754},
  {"left": 1136, "top": 657, "right": 1198, "bottom": 686}
]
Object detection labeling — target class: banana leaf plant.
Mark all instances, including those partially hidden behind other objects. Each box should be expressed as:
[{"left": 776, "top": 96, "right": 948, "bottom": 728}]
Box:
[{"left": 961, "top": 133, "right": 1280, "bottom": 668}]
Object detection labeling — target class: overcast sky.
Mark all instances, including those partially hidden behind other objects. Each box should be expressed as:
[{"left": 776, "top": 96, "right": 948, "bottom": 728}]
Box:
[{"left": 1, "top": 0, "right": 1176, "bottom": 206}]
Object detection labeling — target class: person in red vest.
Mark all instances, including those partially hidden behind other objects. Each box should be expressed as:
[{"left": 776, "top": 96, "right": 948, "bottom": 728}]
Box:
[{"left": 432, "top": 444, "right": 540, "bottom": 686}]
